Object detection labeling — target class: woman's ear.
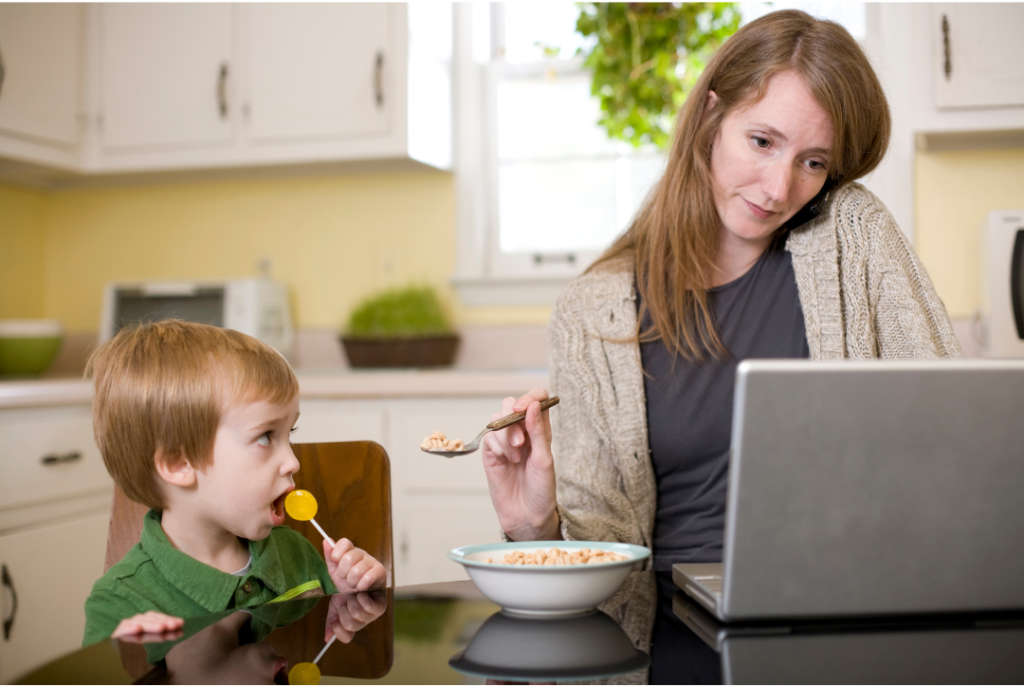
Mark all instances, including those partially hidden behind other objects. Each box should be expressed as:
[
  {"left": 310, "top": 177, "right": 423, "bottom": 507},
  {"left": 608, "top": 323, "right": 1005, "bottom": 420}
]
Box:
[
  {"left": 704, "top": 90, "right": 719, "bottom": 120},
  {"left": 155, "top": 448, "right": 197, "bottom": 488}
]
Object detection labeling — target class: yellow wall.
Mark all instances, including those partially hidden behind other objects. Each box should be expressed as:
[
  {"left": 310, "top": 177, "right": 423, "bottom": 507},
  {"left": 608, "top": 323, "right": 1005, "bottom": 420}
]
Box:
[
  {"left": 0, "top": 172, "right": 551, "bottom": 334},
  {"left": 915, "top": 148, "right": 1024, "bottom": 319},
  {"left": 10, "top": 146, "right": 1020, "bottom": 333},
  {"left": 0, "top": 185, "right": 47, "bottom": 319}
]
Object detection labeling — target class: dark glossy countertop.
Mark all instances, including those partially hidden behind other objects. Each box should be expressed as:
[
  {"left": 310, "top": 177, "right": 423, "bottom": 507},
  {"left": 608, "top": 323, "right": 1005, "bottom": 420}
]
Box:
[{"left": 20, "top": 575, "right": 1024, "bottom": 684}]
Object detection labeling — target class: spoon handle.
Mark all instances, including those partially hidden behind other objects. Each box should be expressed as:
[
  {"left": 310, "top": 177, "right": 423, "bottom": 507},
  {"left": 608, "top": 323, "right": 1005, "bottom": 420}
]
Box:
[{"left": 486, "top": 396, "right": 560, "bottom": 431}]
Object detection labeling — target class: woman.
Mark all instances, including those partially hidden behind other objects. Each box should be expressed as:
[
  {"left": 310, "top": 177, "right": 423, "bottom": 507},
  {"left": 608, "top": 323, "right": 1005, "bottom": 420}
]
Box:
[{"left": 481, "top": 10, "right": 961, "bottom": 570}]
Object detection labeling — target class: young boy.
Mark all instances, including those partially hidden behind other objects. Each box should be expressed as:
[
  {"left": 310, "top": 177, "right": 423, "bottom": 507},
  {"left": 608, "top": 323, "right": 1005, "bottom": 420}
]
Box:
[{"left": 82, "top": 320, "right": 386, "bottom": 646}]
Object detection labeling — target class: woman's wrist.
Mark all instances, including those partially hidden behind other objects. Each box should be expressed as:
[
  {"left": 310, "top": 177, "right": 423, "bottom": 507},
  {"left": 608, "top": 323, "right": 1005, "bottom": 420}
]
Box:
[{"left": 505, "top": 510, "right": 561, "bottom": 542}]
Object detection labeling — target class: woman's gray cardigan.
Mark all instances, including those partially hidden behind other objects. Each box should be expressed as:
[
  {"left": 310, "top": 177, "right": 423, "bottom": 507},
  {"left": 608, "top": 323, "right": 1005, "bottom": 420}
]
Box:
[{"left": 547, "top": 183, "right": 964, "bottom": 554}]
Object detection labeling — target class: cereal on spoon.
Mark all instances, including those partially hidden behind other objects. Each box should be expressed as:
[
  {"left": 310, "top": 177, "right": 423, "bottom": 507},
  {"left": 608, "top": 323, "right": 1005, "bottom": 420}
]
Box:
[{"left": 421, "top": 431, "right": 465, "bottom": 452}]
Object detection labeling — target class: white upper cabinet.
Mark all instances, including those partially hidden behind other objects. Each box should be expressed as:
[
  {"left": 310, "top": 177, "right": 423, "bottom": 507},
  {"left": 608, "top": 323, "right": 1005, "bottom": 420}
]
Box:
[
  {"left": 245, "top": 4, "right": 389, "bottom": 144},
  {"left": 932, "top": 4, "right": 1024, "bottom": 110},
  {"left": 0, "top": 4, "right": 82, "bottom": 162},
  {"left": 0, "top": 2, "right": 453, "bottom": 180},
  {"left": 98, "top": 4, "right": 234, "bottom": 151}
]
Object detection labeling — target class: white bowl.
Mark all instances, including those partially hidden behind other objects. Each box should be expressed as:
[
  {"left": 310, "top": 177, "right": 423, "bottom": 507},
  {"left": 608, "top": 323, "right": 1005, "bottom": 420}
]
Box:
[{"left": 448, "top": 541, "right": 651, "bottom": 616}]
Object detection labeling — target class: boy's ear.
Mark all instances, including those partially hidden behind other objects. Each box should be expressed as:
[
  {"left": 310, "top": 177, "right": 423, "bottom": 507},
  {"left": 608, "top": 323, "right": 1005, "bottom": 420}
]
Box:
[{"left": 154, "top": 447, "right": 197, "bottom": 488}]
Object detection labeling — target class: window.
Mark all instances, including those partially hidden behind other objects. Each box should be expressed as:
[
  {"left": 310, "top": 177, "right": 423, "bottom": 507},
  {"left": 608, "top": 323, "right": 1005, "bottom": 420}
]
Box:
[{"left": 453, "top": 2, "right": 867, "bottom": 305}]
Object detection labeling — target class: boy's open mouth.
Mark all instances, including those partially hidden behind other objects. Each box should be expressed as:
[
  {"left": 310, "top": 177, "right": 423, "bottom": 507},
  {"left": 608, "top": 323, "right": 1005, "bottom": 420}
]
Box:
[{"left": 271, "top": 491, "right": 289, "bottom": 525}]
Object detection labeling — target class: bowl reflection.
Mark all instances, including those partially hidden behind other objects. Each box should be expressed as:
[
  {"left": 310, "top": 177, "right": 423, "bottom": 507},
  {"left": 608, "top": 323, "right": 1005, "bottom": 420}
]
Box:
[{"left": 449, "top": 608, "right": 650, "bottom": 682}]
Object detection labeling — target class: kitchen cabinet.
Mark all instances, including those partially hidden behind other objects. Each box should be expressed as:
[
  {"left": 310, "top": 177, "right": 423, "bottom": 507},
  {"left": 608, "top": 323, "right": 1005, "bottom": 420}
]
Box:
[
  {"left": 0, "top": 513, "right": 108, "bottom": 684},
  {"left": 245, "top": 4, "right": 389, "bottom": 144},
  {"left": 0, "top": 3, "right": 83, "bottom": 168},
  {"left": 294, "top": 397, "right": 502, "bottom": 587},
  {"left": 0, "top": 406, "right": 113, "bottom": 516},
  {"left": 856, "top": 3, "right": 1024, "bottom": 246},
  {"left": 0, "top": 404, "right": 112, "bottom": 684},
  {"left": 388, "top": 399, "right": 503, "bottom": 586},
  {"left": 932, "top": 4, "right": 1024, "bottom": 110},
  {"left": 291, "top": 400, "right": 386, "bottom": 446},
  {"left": 97, "top": 3, "right": 235, "bottom": 151},
  {"left": 0, "top": 3, "right": 452, "bottom": 182}
]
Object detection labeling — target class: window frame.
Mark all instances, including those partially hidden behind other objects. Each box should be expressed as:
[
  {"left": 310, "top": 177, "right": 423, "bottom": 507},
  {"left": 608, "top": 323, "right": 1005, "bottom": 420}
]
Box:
[{"left": 452, "top": 3, "right": 886, "bottom": 307}]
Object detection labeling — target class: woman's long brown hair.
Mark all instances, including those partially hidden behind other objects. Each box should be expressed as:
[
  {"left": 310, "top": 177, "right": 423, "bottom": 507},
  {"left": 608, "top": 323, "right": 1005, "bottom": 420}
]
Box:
[{"left": 589, "top": 10, "right": 891, "bottom": 361}]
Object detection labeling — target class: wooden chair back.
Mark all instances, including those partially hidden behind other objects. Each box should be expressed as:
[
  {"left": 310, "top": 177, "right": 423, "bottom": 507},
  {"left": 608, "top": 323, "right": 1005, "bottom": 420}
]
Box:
[{"left": 104, "top": 440, "right": 393, "bottom": 679}]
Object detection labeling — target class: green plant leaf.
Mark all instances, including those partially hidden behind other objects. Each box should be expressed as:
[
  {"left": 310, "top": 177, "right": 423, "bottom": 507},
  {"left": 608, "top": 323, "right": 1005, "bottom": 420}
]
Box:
[
  {"left": 346, "top": 285, "right": 453, "bottom": 339},
  {"left": 576, "top": 2, "right": 741, "bottom": 150}
]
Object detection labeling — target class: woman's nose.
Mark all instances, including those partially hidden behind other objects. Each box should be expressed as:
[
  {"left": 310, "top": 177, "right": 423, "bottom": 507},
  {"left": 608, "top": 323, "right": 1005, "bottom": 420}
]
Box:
[{"left": 762, "top": 160, "right": 793, "bottom": 203}]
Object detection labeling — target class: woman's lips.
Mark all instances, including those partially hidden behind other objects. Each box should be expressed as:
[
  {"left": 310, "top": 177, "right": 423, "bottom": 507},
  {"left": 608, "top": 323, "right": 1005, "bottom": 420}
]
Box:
[{"left": 744, "top": 199, "right": 777, "bottom": 220}]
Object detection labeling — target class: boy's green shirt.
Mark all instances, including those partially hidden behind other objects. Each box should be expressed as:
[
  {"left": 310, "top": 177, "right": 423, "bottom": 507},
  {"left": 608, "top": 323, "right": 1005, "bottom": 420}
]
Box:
[{"left": 83, "top": 510, "right": 337, "bottom": 647}]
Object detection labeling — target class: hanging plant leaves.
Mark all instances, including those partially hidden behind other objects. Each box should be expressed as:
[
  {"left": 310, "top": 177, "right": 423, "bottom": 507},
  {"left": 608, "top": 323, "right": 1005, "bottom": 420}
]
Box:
[{"left": 576, "top": 2, "right": 741, "bottom": 149}]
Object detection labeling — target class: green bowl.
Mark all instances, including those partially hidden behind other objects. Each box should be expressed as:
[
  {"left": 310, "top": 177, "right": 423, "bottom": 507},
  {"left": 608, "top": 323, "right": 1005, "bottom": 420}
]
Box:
[{"left": 0, "top": 320, "right": 64, "bottom": 376}]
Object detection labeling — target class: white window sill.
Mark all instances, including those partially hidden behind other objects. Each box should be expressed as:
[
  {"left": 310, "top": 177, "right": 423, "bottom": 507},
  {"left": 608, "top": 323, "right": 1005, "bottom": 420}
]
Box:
[{"left": 450, "top": 275, "right": 573, "bottom": 307}]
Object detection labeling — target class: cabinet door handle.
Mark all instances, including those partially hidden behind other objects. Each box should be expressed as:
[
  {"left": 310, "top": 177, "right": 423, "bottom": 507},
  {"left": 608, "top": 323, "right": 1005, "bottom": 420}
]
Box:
[
  {"left": 374, "top": 51, "right": 384, "bottom": 108},
  {"left": 2, "top": 564, "right": 16, "bottom": 641},
  {"left": 941, "top": 14, "right": 951, "bottom": 81},
  {"left": 217, "top": 62, "right": 229, "bottom": 119},
  {"left": 41, "top": 451, "right": 82, "bottom": 466},
  {"left": 1012, "top": 231, "right": 1024, "bottom": 339},
  {"left": 0, "top": 45, "right": 6, "bottom": 100}
]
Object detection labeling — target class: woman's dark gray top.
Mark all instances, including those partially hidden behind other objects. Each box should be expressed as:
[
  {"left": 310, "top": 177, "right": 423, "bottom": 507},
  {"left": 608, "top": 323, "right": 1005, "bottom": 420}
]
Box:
[{"left": 639, "top": 244, "right": 809, "bottom": 571}]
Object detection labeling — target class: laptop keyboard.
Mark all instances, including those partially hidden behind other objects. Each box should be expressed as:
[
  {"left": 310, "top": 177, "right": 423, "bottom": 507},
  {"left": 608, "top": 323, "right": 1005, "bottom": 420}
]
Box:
[{"left": 693, "top": 574, "right": 723, "bottom": 599}]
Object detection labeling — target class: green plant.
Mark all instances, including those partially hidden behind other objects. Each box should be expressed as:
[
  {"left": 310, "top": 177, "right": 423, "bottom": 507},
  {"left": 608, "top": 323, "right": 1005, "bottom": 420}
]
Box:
[
  {"left": 393, "top": 599, "right": 456, "bottom": 644},
  {"left": 575, "top": 2, "right": 741, "bottom": 149},
  {"left": 346, "top": 285, "right": 452, "bottom": 339}
]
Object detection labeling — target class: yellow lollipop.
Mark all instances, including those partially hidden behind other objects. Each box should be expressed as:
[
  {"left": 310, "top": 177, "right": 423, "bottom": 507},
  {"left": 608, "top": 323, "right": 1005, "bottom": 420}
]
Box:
[
  {"left": 288, "top": 661, "right": 320, "bottom": 685},
  {"left": 285, "top": 489, "right": 318, "bottom": 521},
  {"left": 285, "top": 490, "right": 335, "bottom": 548}
]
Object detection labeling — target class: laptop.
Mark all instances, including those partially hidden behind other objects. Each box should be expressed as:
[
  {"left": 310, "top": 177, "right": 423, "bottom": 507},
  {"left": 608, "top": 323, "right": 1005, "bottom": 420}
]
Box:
[{"left": 674, "top": 359, "right": 1024, "bottom": 622}]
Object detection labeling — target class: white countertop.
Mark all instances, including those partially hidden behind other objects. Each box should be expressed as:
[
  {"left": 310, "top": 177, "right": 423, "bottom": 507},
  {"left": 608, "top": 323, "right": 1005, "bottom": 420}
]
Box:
[{"left": 0, "top": 369, "right": 551, "bottom": 409}]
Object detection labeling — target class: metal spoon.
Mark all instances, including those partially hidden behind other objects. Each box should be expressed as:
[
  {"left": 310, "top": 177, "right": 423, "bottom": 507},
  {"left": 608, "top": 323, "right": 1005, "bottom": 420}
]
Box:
[{"left": 421, "top": 396, "right": 560, "bottom": 457}]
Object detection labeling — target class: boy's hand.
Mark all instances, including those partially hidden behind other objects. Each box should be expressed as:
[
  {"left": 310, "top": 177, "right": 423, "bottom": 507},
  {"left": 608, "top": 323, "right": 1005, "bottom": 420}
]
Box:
[
  {"left": 112, "top": 612, "right": 184, "bottom": 641},
  {"left": 324, "top": 538, "right": 387, "bottom": 593}
]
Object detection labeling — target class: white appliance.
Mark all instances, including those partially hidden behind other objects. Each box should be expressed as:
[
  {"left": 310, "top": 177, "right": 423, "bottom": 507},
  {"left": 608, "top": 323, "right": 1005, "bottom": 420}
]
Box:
[
  {"left": 99, "top": 278, "right": 294, "bottom": 359},
  {"left": 979, "top": 209, "right": 1024, "bottom": 358}
]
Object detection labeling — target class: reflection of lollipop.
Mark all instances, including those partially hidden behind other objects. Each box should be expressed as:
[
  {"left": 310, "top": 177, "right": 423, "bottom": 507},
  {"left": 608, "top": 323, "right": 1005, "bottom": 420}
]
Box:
[
  {"left": 285, "top": 490, "right": 335, "bottom": 548},
  {"left": 287, "top": 635, "right": 336, "bottom": 685},
  {"left": 287, "top": 660, "right": 320, "bottom": 685}
]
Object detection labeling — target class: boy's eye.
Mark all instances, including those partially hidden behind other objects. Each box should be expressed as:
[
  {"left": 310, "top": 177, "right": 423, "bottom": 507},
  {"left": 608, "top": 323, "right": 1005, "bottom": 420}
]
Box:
[{"left": 257, "top": 433, "right": 271, "bottom": 447}]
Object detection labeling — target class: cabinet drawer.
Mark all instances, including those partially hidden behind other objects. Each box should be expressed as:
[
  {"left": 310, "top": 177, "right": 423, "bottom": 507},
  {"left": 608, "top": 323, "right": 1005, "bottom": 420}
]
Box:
[{"left": 0, "top": 406, "right": 112, "bottom": 510}]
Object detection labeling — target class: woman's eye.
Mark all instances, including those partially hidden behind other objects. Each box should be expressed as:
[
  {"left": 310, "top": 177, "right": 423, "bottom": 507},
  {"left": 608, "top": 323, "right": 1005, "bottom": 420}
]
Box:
[
  {"left": 752, "top": 136, "right": 770, "bottom": 149},
  {"left": 257, "top": 433, "right": 271, "bottom": 447},
  {"left": 807, "top": 160, "right": 826, "bottom": 171}
]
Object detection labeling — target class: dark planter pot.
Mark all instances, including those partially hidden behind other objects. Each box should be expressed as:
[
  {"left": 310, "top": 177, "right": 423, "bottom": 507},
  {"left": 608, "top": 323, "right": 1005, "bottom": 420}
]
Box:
[{"left": 341, "top": 334, "right": 460, "bottom": 369}]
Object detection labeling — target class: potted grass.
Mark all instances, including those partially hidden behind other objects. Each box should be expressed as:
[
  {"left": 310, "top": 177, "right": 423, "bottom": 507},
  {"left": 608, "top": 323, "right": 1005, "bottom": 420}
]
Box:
[{"left": 340, "top": 285, "right": 459, "bottom": 368}]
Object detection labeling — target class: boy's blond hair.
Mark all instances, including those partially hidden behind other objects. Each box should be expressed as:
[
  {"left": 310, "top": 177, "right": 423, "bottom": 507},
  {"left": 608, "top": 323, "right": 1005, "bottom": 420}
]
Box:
[{"left": 86, "top": 320, "right": 298, "bottom": 510}]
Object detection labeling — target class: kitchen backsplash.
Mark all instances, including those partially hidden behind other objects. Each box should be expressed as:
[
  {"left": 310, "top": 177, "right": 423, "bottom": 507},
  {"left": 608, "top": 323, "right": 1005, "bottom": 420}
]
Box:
[{"left": 45, "top": 324, "right": 553, "bottom": 378}]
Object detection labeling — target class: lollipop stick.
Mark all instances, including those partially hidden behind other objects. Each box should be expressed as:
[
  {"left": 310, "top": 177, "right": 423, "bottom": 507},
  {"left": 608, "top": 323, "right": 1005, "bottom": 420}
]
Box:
[
  {"left": 313, "top": 635, "right": 337, "bottom": 665},
  {"left": 310, "top": 518, "right": 335, "bottom": 548}
]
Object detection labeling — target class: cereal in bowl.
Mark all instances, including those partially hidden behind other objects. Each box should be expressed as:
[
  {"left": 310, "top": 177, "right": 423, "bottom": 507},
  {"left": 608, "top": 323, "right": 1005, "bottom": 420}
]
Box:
[
  {"left": 421, "top": 431, "right": 465, "bottom": 451},
  {"left": 487, "top": 548, "right": 628, "bottom": 566}
]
